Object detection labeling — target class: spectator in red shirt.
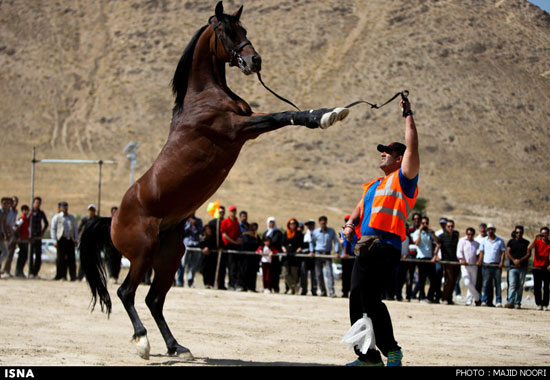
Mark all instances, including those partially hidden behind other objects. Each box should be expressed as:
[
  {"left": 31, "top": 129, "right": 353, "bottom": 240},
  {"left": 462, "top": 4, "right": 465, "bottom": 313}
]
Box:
[
  {"left": 528, "top": 227, "right": 550, "bottom": 310},
  {"left": 221, "top": 205, "right": 244, "bottom": 290}
]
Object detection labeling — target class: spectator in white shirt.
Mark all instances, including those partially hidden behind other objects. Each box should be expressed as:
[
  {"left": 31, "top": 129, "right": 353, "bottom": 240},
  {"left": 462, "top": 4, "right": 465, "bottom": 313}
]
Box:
[{"left": 457, "top": 227, "right": 481, "bottom": 306}]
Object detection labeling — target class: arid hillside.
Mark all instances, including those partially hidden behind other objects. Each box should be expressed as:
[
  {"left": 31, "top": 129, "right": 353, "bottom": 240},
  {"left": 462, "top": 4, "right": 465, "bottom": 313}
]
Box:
[{"left": 1, "top": 0, "right": 549, "bottom": 234}]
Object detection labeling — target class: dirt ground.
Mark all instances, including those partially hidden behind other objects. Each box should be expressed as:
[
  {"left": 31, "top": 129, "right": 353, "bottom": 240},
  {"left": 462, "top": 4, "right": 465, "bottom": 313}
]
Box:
[{"left": 1, "top": 262, "right": 548, "bottom": 367}]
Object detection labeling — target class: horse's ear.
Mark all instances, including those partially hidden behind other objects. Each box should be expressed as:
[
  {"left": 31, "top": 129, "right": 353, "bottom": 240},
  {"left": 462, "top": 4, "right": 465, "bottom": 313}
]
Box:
[
  {"left": 215, "top": 1, "right": 224, "bottom": 21},
  {"left": 233, "top": 5, "right": 243, "bottom": 21}
]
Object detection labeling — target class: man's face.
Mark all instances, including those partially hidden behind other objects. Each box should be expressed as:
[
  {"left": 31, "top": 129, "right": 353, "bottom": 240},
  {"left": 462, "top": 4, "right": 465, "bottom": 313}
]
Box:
[
  {"left": 61, "top": 205, "right": 68, "bottom": 214},
  {"left": 88, "top": 208, "right": 96, "bottom": 218},
  {"left": 540, "top": 229, "right": 549, "bottom": 241},
  {"left": 488, "top": 227, "right": 496, "bottom": 237},
  {"left": 219, "top": 208, "right": 225, "bottom": 219},
  {"left": 446, "top": 222, "right": 454, "bottom": 233},
  {"left": 240, "top": 213, "right": 247, "bottom": 223},
  {"left": 1, "top": 200, "right": 10, "bottom": 210},
  {"left": 319, "top": 219, "right": 327, "bottom": 229},
  {"left": 306, "top": 223, "right": 315, "bottom": 231},
  {"left": 33, "top": 199, "right": 41, "bottom": 210},
  {"left": 479, "top": 225, "right": 487, "bottom": 235},
  {"left": 413, "top": 214, "right": 421, "bottom": 228},
  {"left": 514, "top": 229, "right": 523, "bottom": 239},
  {"left": 466, "top": 229, "right": 475, "bottom": 241},
  {"left": 379, "top": 150, "right": 402, "bottom": 172}
]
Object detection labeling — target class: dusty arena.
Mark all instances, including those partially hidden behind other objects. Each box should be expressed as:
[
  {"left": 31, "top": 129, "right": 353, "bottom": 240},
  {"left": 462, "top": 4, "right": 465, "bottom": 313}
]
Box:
[{"left": 1, "top": 262, "right": 548, "bottom": 367}]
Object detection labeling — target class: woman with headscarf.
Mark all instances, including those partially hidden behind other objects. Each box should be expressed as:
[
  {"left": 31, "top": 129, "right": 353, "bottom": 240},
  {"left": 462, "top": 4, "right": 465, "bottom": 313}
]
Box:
[
  {"left": 263, "top": 217, "right": 283, "bottom": 293},
  {"left": 282, "top": 217, "right": 304, "bottom": 295}
]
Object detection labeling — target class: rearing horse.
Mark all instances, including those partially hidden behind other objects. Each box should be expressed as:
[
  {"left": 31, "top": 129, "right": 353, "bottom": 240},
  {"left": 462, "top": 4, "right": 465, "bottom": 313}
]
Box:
[{"left": 79, "top": 1, "right": 349, "bottom": 360}]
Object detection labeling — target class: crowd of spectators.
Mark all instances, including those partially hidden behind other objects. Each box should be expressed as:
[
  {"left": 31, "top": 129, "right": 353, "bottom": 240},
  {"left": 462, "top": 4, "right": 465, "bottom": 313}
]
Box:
[{"left": 1, "top": 196, "right": 549, "bottom": 311}]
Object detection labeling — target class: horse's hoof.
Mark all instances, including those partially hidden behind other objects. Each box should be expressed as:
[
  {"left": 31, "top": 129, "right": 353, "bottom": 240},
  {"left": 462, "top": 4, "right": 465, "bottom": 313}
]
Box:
[
  {"left": 168, "top": 344, "right": 194, "bottom": 360},
  {"left": 333, "top": 107, "right": 349, "bottom": 121},
  {"left": 134, "top": 335, "right": 151, "bottom": 360},
  {"left": 320, "top": 111, "right": 337, "bottom": 129}
]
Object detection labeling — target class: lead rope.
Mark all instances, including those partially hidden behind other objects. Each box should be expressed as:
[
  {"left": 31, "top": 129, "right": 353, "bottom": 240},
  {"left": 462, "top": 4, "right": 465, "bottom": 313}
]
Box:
[{"left": 257, "top": 72, "right": 302, "bottom": 111}]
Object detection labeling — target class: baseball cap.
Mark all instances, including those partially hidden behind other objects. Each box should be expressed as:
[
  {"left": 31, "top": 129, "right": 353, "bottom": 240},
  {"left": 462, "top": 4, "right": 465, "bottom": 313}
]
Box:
[
  {"left": 377, "top": 142, "right": 406, "bottom": 155},
  {"left": 305, "top": 219, "right": 315, "bottom": 225},
  {"left": 88, "top": 204, "right": 97, "bottom": 210},
  {"left": 487, "top": 223, "right": 496, "bottom": 229},
  {"left": 58, "top": 201, "right": 68, "bottom": 207},
  {"left": 439, "top": 218, "right": 448, "bottom": 224},
  {"left": 228, "top": 205, "right": 237, "bottom": 211}
]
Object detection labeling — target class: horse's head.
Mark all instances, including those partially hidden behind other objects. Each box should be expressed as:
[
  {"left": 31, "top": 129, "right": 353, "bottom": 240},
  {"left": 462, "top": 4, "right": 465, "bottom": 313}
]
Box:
[{"left": 210, "top": 1, "right": 261, "bottom": 75}]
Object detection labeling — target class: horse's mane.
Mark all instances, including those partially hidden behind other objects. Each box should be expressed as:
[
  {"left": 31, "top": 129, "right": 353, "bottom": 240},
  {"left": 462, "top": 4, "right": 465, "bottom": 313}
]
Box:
[{"left": 171, "top": 24, "right": 209, "bottom": 112}]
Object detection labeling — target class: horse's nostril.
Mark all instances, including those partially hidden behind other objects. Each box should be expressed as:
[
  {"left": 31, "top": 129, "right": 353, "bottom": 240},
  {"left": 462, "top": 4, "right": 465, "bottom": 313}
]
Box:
[{"left": 252, "top": 55, "right": 261, "bottom": 65}]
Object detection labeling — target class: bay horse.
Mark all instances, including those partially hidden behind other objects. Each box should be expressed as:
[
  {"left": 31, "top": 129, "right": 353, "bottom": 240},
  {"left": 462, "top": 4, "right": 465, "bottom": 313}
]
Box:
[{"left": 79, "top": 1, "right": 349, "bottom": 360}]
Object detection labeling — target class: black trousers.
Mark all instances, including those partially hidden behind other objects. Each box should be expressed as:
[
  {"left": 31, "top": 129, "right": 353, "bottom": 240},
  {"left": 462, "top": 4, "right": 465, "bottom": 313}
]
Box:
[
  {"left": 341, "top": 257, "right": 354, "bottom": 297},
  {"left": 29, "top": 239, "right": 42, "bottom": 276},
  {"left": 55, "top": 237, "right": 76, "bottom": 280},
  {"left": 15, "top": 242, "right": 29, "bottom": 276},
  {"left": 533, "top": 267, "right": 550, "bottom": 307},
  {"left": 349, "top": 242, "right": 401, "bottom": 358}
]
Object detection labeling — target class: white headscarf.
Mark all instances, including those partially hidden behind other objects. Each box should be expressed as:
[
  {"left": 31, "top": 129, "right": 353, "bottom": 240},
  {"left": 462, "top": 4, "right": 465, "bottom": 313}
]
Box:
[{"left": 265, "top": 217, "right": 279, "bottom": 237}]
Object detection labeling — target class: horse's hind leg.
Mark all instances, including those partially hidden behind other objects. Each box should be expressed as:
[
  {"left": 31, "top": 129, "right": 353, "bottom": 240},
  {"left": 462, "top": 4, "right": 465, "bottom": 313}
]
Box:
[
  {"left": 117, "top": 253, "right": 156, "bottom": 359},
  {"left": 145, "top": 228, "right": 192, "bottom": 359}
]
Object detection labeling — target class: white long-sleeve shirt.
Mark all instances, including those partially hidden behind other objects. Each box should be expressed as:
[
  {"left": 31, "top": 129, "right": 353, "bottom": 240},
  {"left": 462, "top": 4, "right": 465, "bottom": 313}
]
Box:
[{"left": 457, "top": 237, "right": 480, "bottom": 264}]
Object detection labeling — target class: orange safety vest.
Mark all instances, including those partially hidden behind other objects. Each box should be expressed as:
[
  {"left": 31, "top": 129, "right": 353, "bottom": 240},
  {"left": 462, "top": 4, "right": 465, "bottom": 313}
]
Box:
[{"left": 356, "top": 169, "right": 418, "bottom": 241}]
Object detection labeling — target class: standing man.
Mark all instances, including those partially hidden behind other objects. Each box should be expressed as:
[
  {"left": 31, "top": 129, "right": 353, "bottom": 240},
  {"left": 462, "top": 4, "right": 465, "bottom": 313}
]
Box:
[
  {"left": 435, "top": 219, "right": 460, "bottom": 305},
  {"left": 51, "top": 201, "right": 78, "bottom": 281},
  {"left": 29, "top": 197, "right": 48, "bottom": 278},
  {"left": 457, "top": 227, "right": 481, "bottom": 306},
  {"left": 343, "top": 98, "right": 419, "bottom": 366},
  {"left": 0, "top": 197, "right": 13, "bottom": 273},
  {"left": 410, "top": 216, "right": 439, "bottom": 303},
  {"left": 339, "top": 215, "right": 357, "bottom": 298},
  {"left": 221, "top": 205, "right": 243, "bottom": 290},
  {"left": 300, "top": 219, "right": 317, "bottom": 296},
  {"left": 180, "top": 214, "right": 203, "bottom": 288},
  {"left": 505, "top": 225, "right": 530, "bottom": 309},
  {"left": 527, "top": 227, "right": 550, "bottom": 311},
  {"left": 309, "top": 215, "right": 340, "bottom": 297},
  {"left": 2, "top": 196, "right": 18, "bottom": 276},
  {"left": 478, "top": 223, "right": 506, "bottom": 307}
]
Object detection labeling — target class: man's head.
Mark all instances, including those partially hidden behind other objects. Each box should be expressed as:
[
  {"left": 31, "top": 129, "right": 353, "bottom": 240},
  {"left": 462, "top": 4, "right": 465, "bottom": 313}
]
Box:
[
  {"left": 32, "top": 197, "right": 42, "bottom": 210},
  {"left": 59, "top": 201, "right": 69, "bottom": 214},
  {"left": 1, "top": 197, "right": 11, "bottom": 210},
  {"left": 420, "top": 216, "right": 430, "bottom": 231},
  {"left": 219, "top": 206, "right": 226, "bottom": 219},
  {"left": 466, "top": 227, "right": 476, "bottom": 241},
  {"left": 446, "top": 219, "right": 455, "bottom": 234},
  {"left": 412, "top": 212, "right": 422, "bottom": 228},
  {"left": 239, "top": 210, "right": 248, "bottom": 223},
  {"left": 88, "top": 204, "right": 97, "bottom": 218},
  {"left": 539, "top": 227, "right": 549, "bottom": 241},
  {"left": 305, "top": 219, "right": 315, "bottom": 231},
  {"left": 228, "top": 205, "right": 237, "bottom": 219},
  {"left": 514, "top": 225, "right": 524, "bottom": 240},
  {"left": 487, "top": 223, "right": 496, "bottom": 238},
  {"left": 479, "top": 223, "right": 487, "bottom": 236},
  {"left": 318, "top": 216, "right": 328, "bottom": 229},
  {"left": 439, "top": 217, "right": 448, "bottom": 230},
  {"left": 377, "top": 142, "right": 406, "bottom": 174},
  {"left": 11, "top": 196, "right": 18, "bottom": 208}
]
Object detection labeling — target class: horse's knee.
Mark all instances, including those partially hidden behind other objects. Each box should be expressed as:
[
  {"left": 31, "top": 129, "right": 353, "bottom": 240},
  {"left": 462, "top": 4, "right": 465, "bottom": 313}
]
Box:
[{"left": 145, "top": 292, "right": 164, "bottom": 316}]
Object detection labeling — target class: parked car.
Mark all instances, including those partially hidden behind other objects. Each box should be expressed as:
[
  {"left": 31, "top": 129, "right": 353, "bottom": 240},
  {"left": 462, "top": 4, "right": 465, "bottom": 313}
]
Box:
[{"left": 524, "top": 274, "right": 534, "bottom": 292}]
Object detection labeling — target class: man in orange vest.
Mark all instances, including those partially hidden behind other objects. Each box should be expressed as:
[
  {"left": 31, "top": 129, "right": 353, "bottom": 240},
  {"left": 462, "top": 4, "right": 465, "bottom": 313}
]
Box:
[{"left": 343, "top": 98, "right": 419, "bottom": 366}]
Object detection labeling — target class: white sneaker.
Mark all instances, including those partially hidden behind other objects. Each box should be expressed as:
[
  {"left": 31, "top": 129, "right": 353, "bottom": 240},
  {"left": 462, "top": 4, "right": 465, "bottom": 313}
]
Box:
[
  {"left": 263, "top": 289, "right": 271, "bottom": 294},
  {"left": 495, "top": 303, "right": 503, "bottom": 308}
]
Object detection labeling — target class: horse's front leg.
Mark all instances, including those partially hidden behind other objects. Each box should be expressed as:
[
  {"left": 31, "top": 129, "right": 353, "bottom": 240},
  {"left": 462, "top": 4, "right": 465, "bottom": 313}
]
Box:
[{"left": 236, "top": 106, "right": 349, "bottom": 138}]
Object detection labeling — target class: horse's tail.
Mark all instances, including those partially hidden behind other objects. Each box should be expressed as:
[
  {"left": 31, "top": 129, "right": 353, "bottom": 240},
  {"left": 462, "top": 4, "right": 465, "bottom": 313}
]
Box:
[{"left": 80, "top": 217, "right": 115, "bottom": 316}]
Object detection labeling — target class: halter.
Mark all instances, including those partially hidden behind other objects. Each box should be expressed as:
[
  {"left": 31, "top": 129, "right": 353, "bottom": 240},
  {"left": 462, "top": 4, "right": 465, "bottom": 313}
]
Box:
[{"left": 209, "top": 15, "right": 251, "bottom": 68}]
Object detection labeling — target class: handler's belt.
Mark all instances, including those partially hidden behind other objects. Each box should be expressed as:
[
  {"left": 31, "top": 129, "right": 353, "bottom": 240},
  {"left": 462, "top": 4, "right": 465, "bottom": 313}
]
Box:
[{"left": 354, "top": 235, "right": 382, "bottom": 257}]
